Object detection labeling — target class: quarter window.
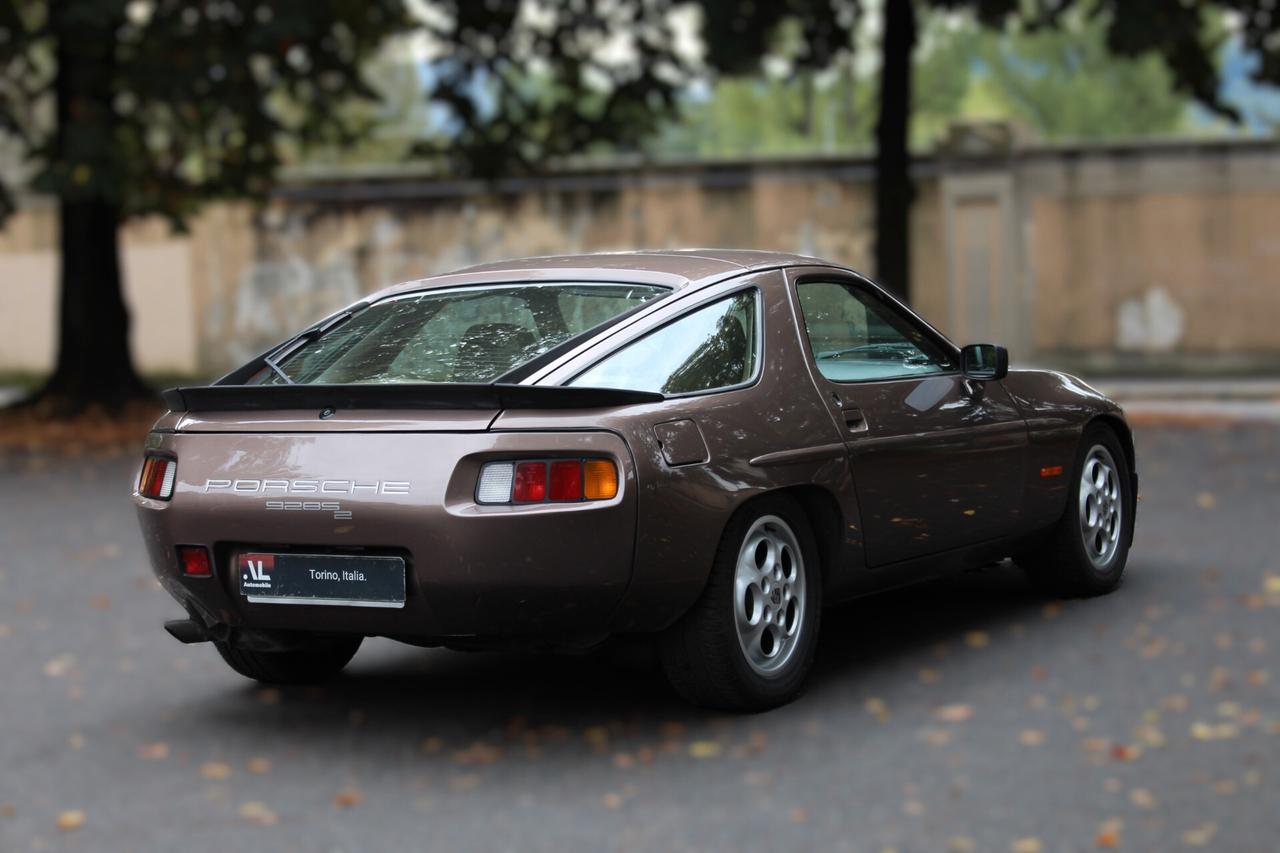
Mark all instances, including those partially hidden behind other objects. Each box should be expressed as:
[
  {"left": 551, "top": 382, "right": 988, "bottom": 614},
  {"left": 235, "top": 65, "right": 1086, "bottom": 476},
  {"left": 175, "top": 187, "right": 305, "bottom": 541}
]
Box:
[
  {"left": 796, "top": 281, "right": 953, "bottom": 382},
  {"left": 570, "top": 290, "right": 759, "bottom": 395}
]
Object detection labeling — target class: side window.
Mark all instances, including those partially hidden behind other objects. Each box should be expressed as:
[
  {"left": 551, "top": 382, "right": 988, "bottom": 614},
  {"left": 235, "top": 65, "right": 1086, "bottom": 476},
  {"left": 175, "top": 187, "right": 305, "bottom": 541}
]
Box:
[
  {"left": 570, "top": 290, "right": 758, "bottom": 395},
  {"left": 796, "top": 281, "right": 953, "bottom": 382}
]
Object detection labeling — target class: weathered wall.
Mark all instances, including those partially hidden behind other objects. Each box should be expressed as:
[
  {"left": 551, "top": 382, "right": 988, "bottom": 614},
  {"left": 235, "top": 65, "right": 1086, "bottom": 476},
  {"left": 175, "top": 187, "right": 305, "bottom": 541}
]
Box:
[{"left": 3, "top": 138, "right": 1279, "bottom": 378}]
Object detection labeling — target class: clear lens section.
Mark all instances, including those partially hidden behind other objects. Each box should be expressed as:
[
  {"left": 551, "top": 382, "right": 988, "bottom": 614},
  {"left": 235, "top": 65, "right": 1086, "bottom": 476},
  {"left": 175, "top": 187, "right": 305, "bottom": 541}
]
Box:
[
  {"left": 476, "top": 462, "right": 515, "bottom": 504},
  {"left": 159, "top": 459, "right": 177, "bottom": 499}
]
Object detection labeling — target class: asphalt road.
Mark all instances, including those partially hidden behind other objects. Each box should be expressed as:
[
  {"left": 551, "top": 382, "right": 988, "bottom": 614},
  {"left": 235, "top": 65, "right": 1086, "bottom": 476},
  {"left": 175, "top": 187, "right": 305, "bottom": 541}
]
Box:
[{"left": 1, "top": 422, "right": 1277, "bottom": 853}]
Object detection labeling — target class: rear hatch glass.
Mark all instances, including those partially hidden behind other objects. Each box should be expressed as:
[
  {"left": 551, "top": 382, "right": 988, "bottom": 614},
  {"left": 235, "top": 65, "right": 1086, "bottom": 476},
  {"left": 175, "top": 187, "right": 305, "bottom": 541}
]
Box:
[{"left": 249, "top": 282, "right": 668, "bottom": 386}]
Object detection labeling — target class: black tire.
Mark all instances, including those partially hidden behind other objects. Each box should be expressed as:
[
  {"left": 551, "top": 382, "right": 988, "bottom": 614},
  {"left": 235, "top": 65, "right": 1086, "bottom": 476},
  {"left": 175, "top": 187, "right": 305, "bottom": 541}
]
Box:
[
  {"left": 659, "top": 494, "right": 822, "bottom": 711},
  {"left": 1017, "top": 423, "right": 1134, "bottom": 598},
  {"left": 214, "top": 635, "right": 363, "bottom": 685}
]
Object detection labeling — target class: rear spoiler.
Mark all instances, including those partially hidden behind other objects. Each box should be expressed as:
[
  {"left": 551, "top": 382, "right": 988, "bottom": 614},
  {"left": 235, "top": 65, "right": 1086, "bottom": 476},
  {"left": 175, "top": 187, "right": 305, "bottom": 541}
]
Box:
[{"left": 160, "top": 383, "right": 665, "bottom": 413}]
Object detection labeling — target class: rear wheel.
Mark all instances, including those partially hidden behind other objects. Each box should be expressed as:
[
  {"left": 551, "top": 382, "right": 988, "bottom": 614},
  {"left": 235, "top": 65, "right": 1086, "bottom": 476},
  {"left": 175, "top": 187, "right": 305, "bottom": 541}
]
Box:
[
  {"left": 660, "top": 495, "right": 821, "bottom": 711},
  {"left": 214, "top": 635, "right": 363, "bottom": 685},
  {"left": 1018, "top": 424, "right": 1133, "bottom": 597}
]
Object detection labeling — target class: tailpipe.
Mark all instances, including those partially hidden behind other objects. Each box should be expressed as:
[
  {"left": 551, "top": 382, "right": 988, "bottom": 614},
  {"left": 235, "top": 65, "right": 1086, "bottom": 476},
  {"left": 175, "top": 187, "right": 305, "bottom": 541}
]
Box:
[{"left": 164, "top": 618, "right": 210, "bottom": 644}]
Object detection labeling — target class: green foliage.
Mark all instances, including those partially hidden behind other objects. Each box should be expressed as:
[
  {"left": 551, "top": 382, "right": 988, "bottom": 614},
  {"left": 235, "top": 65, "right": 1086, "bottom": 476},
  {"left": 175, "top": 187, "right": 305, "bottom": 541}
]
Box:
[{"left": 0, "top": 0, "right": 413, "bottom": 226}]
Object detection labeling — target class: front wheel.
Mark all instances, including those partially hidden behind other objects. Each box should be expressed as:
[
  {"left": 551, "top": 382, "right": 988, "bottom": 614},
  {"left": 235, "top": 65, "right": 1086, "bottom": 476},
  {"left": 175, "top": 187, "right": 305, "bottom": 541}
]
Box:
[
  {"left": 214, "top": 635, "right": 363, "bottom": 685},
  {"left": 659, "top": 495, "right": 821, "bottom": 711},
  {"left": 1018, "top": 424, "right": 1134, "bottom": 597}
]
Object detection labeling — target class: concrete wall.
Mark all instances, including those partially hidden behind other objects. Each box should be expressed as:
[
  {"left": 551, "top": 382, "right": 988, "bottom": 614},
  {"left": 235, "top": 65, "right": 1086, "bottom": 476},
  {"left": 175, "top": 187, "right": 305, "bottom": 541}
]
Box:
[{"left": 3, "top": 137, "right": 1279, "bottom": 378}]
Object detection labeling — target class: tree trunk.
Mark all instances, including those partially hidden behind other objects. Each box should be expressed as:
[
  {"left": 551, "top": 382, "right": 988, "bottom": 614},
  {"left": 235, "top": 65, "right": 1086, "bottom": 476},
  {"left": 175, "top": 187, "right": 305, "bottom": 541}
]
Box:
[
  {"left": 26, "top": 4, "right": 147, "bottom": 411},
  {"left": 874, "top": 0, "right": 918, "bottom": 303},
  {"left": 37, "top": 198, "right": 147, "bottom": 408}
]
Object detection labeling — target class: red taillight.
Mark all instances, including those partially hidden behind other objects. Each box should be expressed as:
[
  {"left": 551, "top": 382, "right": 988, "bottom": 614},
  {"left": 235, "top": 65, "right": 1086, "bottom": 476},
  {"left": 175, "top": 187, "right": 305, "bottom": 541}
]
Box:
[
  {"left": 512, "top": 462, "right": 548, "bottom": 503},
  {"left": 138, "top": 455, "right": 176, "bottom": 500},
  {"left": 177, "top": 546, "right": 212, "bottom": 577},
  {"left": 548, "top": 461, "right": 583, "bottom": 501}
]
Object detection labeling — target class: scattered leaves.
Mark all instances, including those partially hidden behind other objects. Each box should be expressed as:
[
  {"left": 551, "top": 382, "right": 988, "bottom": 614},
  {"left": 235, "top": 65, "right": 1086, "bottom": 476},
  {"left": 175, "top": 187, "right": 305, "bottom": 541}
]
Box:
[
  {"left": 332, "top": 788, "right": 364, "bottom": 809},
  {"left": 43, "top": 654, "right": 75, "bottom": 678},
  {"left": 1011, "top": 837, "right": 1043, "bottom": 853},
  {"left": 1182, "top": 821, "right": 1218, "bottom": 847},
  {"left": 238, "top": 801, "right": 278, "bottom": 826},
  {"left": 200, "top": 762, "right": 233, "bottom": 781},
  {"left": 688, "top": 741, "right": 722, "bottom": 759},
  {"left": 1129, "top": 788, "right": 1157, "bottom": 809},
  {"left": 934, "top": 704, "right": 974, "bottom": 723},
  {"left": 963, "top": 630, "right": 990, "bottom": 649},
  {"left": 55, "top": 810, "right": 85, "bottom": 832},
  {"left": 246, "top": 757, "right": 272, "bottom": 775},
  {"left": 138, "top": 742, "right": 170, "bottom": 761}
]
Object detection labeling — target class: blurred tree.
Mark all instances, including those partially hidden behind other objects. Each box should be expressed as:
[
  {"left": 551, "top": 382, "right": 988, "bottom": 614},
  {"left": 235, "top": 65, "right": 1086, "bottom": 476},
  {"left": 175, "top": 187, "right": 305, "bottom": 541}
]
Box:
[{"left": 0, "top": 1, "right": 413, "bottom": 409}]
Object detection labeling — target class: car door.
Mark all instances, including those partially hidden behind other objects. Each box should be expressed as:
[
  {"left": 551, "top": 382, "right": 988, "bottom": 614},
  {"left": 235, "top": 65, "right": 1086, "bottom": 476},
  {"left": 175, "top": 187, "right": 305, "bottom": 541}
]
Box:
[{"left": 788, "top": 269, "right": 1029, "bottom": 567}]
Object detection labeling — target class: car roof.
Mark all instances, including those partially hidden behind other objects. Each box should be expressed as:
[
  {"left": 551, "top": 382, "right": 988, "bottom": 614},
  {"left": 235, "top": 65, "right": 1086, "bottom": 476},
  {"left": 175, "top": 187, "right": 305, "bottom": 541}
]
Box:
[{"left": 369, "top": 249, "right": 853, "bottom": 301}]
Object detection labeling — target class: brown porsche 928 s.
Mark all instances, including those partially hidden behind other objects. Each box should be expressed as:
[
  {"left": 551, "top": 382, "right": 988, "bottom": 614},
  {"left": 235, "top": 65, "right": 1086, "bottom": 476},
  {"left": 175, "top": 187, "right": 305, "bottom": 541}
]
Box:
[{"left": 134, "top": 250, "right": 1136, "bottom": 710}]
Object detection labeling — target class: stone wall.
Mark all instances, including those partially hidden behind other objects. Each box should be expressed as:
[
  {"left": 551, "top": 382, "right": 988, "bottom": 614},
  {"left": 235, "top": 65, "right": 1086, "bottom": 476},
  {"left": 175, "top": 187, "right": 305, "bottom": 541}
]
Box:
[{"left": 2, "top": 137, "right": 1279, "bottom": 378}]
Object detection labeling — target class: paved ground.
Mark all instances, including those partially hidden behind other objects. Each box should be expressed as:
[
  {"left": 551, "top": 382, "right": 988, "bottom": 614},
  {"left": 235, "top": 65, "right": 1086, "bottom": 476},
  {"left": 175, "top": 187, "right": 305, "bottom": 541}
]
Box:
[{"left": 1, "top": 422, "right": 1278, "bottom": 853}]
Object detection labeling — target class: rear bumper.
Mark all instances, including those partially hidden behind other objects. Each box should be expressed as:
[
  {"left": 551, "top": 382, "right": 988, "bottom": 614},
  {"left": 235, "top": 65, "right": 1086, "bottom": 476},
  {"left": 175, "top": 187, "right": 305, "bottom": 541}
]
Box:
[{"left": 134, "top": 429, "right": 639, "bottom": 641}]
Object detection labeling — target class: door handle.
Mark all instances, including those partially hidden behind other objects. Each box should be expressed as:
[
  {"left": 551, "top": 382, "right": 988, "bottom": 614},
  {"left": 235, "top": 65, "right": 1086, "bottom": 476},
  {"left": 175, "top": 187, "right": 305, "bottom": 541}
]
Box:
[{"left": 843, "top": 406, "right": 868, "bottom": 433}]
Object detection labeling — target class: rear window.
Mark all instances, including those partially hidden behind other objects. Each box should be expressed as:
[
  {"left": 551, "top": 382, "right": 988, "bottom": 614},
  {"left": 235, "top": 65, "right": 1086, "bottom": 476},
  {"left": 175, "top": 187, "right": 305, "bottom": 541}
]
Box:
[{"left": 253, "top": 283, "right": 668, "bottom": 385}]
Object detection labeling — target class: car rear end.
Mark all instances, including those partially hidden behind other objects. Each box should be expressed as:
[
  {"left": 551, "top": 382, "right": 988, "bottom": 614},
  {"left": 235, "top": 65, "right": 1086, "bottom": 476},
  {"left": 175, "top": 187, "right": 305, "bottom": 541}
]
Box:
[{"left": 133, "top": 279, "right": 669, "bottom": 651}]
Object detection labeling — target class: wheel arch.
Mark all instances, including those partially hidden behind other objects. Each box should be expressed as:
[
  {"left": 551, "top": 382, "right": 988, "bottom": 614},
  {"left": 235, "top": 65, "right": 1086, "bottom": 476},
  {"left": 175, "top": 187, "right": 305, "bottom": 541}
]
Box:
[
  {"left": 1090, "top": 413, "right": 1137, "bottom": 488},
  {"left": 726, "top": 484, "right": 846, "bottom": 592}
]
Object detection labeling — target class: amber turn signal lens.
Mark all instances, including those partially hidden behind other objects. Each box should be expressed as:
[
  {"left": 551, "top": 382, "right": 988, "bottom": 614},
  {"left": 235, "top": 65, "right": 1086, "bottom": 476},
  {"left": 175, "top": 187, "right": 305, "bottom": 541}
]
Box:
[{"left": 583, "top": 460, "right": 618, "bottom": 500}]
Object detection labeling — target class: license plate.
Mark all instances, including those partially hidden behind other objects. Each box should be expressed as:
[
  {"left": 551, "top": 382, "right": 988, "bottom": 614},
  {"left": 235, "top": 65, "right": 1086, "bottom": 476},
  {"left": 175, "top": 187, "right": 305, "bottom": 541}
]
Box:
[{"left": 239, "top": 552, "right": 405, "bottom": 608}]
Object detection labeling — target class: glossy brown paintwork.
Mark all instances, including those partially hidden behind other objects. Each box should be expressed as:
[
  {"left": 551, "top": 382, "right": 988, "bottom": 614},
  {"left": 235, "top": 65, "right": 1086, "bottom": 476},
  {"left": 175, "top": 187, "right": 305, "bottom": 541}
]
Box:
[{"left": 134, "top": 250, "right": 1135, "bottom": 644}]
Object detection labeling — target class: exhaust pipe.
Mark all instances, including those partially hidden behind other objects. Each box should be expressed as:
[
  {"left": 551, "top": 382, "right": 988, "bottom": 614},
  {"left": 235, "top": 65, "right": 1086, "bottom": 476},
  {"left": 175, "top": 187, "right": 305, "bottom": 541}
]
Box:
[{"left": 164, "top": 618, "right": 211, "bottom": 644}]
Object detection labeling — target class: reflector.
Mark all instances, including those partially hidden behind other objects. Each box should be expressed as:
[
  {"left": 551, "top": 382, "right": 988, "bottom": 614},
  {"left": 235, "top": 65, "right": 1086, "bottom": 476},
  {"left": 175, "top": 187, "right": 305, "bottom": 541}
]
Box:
[{"left": 177, "top": 546, "right": 212, "bottom": 577}]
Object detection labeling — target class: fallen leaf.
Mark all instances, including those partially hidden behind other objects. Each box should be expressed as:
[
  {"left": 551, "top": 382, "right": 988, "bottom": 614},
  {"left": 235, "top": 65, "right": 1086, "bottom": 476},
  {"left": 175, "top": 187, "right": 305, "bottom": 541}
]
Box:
[
  {"left": 90, "top": 594, "right": 112, "bottom": 610},
  {"left": 1019, "top": 729, "right": 1046, "bottom": 747},
  {"left": 332, "top": 788, "right": 364, "bottom": 809},
  {"left": 864, "top": 697, "right": 891, "bottom": 721},
  {"left": 919, "top": 727, "right": 953, "bottom": 747},
  {"left": 1011, "top": 837, "right": 1042, "bottom": 853},
  {"left": 420, "top": 736, "right": 443, "bottom": 754},
  {"left": 934, "top": 704, "right": 973, "bottom": 723},
  {"left": 1264, "top": 575, "right": 1280, "bottom": 595},
  {"left": 947, "top": 837, "right": 976, "bottom": 853},
  {"left": 238, "top": 801, "right": 278, "bottom": 826},
  {"left": 918, "top": 667, "right": 941, "bottom": 684},
  {"left": 964, "top": 630, "right": 990, "bottom": 648},
  {"left": 789, "top": 806, "right": 810, "bottom": 824},
  {"left": 688, "top": 740, "right": 722, "bottom": 759},
  {"left": 450, "top": 774, "right": 481, "bottom": 792},
  {"left": 452, "top": 741, "right": 502, "bottom": 766},
  {"left": 1195, "top": 492, "right": 1217, "bottom": 510},
  {"left": 139, "top": 742, "right": 170, "bottom": 761},
  {"left": 43, "top": 654, "right": 75, "bottom": 678},
  {"left": 601, "top": 792, "right": 624, "bottom": 809},
  {"left": 1129, "top": 788, "right": 1157, "bottom": 809},
  {"left": 255, "top": 688, "right": 282, "bottom": 706},
  {"left": 246, "top": 757, "right": 272, "bottom": 774},
  {"left": 583, "top": 726, "right": 610, "bottom": 752},
  {"left": 0, "top": 624, "right": 11, "bottom": 638},
  {"left": 55, "top": 810, "right": 85, "bottom": 832},
  {"left": 659, "top": 721, "right": 687, "bottom": 738},
  {"left": 200, "top": 761, "right": 233, "bottom": 780},
  {"left": 67, "top": 732, "right": 86, "bottom": 750},
  {"left": 1182, "top": 822, "right": 1218, "bottom": 847},
  {"left": 612, "top": 752, "right": 635, "bottom": 769},
  {"left": 1109, "top": 743, "right": 1141, "bottom": 762}
]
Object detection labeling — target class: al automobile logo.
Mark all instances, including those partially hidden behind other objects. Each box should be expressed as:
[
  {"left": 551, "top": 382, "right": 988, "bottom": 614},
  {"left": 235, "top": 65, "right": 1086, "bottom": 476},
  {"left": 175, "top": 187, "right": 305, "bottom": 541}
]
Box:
[
  {"left": 203, "top": 477, "right": 411, "bottom": 522},
  {"left": 241, "top": 554, "right": 274, "bottom": 590}
]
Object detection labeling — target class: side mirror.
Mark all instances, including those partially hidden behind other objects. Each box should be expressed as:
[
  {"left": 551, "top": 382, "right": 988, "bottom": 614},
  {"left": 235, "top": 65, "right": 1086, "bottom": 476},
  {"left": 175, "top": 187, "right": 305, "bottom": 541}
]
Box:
[{"left": 960, "top": 344, "right": 1009, "bottom": 381}]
